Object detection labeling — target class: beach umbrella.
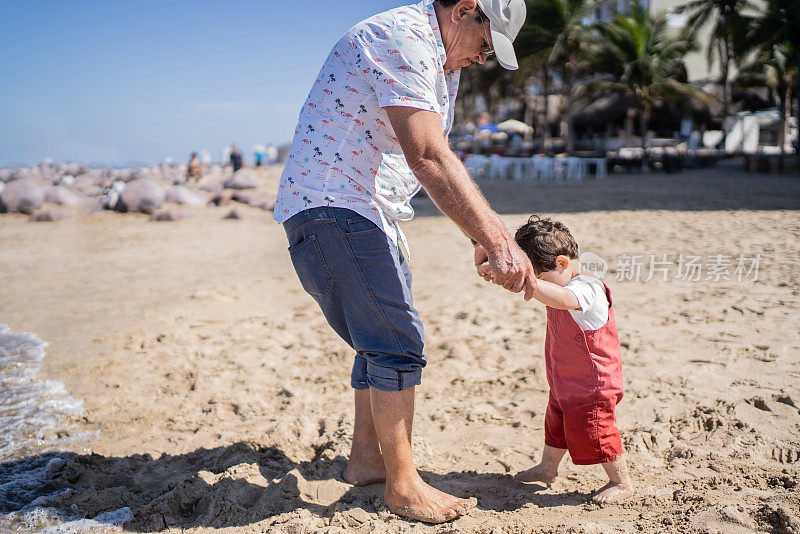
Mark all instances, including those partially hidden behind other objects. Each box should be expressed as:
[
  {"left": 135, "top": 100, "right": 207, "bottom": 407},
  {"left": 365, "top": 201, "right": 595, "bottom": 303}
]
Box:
[{"left": 497, "top": 119, "right": 534, "bottom": 135}]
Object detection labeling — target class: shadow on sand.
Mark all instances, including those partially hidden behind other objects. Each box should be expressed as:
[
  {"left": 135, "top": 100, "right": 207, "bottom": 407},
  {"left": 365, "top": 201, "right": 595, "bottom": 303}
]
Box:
[{"left": 1, "top": 442, "right": 589, "bottom": 530}]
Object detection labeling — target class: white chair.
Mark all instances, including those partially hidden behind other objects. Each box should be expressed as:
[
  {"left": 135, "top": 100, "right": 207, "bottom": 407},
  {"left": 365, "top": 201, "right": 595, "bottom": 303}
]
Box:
[
  {"left": 531, "top": 155, "right": 555, "bottom": 181},
  {"left": 563, "top": 157, "right": 587, "bottom": 181},
  {"left": 584, "top": 157, "right": 607, "bottom": 179},
  {"left": 464, "top": 155, "right": 489, "bottom": 179},
  {"left": 488, "top": 154, "right": 520, "bottom": 180}
]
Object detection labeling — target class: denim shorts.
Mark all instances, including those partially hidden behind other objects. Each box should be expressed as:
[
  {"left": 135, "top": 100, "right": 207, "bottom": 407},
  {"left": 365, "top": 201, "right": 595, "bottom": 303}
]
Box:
[{"left": 283, "top": 207, "right": 426, "bottom": 391}]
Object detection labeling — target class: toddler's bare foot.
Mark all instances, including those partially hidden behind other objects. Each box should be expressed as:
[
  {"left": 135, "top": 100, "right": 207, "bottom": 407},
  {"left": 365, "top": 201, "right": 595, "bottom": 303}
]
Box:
[
  {"left": 343, "top": 453, "right": 386, "bottom": 486},
  {"left": 514, "top": 465, "right": 558, "bottom": 485},
  {"left": 385, "top": 476, "right": 476, "bottom": 524},
  {"left": 592, "top": 481, "right": 635, "bottom": 503}
]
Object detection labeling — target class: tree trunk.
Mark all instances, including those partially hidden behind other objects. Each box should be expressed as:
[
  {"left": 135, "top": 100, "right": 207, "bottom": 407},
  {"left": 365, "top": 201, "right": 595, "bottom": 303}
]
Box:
[
  {"left": 779, "top": 87, "right": 789, "bottom": 173},
  {"left": 565, "top": 78, "right": 575, "bottom": 154},
  {"left": 566, "top": 100, "right": 576, "bottom": 154},
  {"left": 722, "top": 35, "right": 732, "bottom": 121},
  {"left": 543, "top": 66, "right": 552, "bottom": 155},
  {"left": 524, "top": 97, "right": 535, "bottom": 145},
  {"left": 795, "top": 50, "right": 800, "bottom": 157},
  {"left": 625, "top": 108, "right": 635, "bottom": 146},
  {"left": 640, "top": 106, "right": 649, "bottom": 150}
]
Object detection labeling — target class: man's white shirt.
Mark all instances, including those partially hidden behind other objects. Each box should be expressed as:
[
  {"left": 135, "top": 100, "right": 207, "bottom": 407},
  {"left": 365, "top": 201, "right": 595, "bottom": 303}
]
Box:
[{"left": 274, "top": 0, "right": 460, "bottom": 249}]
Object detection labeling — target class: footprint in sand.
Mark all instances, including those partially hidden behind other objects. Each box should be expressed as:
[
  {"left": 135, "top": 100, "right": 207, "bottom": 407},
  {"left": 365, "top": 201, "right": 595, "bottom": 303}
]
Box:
[{"left": 771, "top": 446, "right": 800, "bottom": 464}]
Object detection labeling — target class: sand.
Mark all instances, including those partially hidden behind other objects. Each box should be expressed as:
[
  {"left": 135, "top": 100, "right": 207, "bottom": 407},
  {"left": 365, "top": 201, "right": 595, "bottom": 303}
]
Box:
[{"left": 1, "top": 162, "right": 799, "bottom": 533}]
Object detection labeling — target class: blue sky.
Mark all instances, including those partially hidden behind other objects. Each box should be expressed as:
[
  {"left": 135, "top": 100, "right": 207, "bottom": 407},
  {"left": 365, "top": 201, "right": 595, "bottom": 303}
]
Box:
[{"left": 0, "top": 0, "right": 402, "bottom": 167}]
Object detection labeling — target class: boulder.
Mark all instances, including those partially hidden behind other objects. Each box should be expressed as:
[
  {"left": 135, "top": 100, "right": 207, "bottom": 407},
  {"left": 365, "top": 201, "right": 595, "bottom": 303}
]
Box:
[
  {"left": 116, "top": 179, "right": 165, "bottom": 214},
  {"left": 0, "top": 179, "right": 45, "bottom": 214},
  {"left": 45, "top": 185, "right": 88, "bottom": 206},
  {"left": 211, "top": 190, "right": 236, "bottom": 206},
  {"left": 29, "top": 208, "right": 71, "bottom": 222},
  {"left": 149, "top": 208, "right": 193, "bottom": 222},
  {"left": 165, "top": 185, "right": 208, "bottom": 207},
  {"left": 72, "top": 174, "right": 103, "bottom": 196},
  {"left": 223, "top": 169, "right": 259, "bottom": 190},
  {"left": 223, "top": 208, "right": 241, "bottom": 219},
  {"left": 232, "top": 190, "right": 276, "bottom": 211}
]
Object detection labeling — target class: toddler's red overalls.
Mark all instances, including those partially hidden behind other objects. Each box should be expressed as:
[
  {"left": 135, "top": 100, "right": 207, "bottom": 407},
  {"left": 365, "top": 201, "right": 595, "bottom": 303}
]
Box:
[{"left": 544, "top": 276, "right": 624, "bottom": 465}]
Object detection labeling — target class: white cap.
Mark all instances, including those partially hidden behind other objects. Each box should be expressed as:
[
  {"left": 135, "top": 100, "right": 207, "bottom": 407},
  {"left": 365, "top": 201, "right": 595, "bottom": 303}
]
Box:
[{"left": 476, "top": 0, "right": 527, "bottom": 70}]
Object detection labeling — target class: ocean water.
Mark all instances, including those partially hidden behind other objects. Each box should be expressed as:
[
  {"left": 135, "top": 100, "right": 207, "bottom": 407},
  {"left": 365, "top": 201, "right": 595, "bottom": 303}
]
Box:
[{"left": 0, "top": 325, "right": 128, "bottom": 533}]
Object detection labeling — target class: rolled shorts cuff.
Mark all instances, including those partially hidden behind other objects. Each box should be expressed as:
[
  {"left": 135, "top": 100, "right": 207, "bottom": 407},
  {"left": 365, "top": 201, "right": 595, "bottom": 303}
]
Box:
[
  {"left": 350, "top": 355, "right": 422, "bottom": 391},
  {"left": 570, "top": 452, "right": 623, "bottom": 465}
]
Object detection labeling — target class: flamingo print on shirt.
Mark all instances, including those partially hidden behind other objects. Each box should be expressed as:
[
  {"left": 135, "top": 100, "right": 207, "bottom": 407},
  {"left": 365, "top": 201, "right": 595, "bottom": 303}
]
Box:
[{"left": 274, "top": 0, "right": 460, "bottom": 248}]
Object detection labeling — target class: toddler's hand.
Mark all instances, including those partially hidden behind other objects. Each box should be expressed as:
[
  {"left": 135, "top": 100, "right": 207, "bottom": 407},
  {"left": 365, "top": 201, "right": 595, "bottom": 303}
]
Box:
[{"left": 476, "top": 262, "right": 493, "bottom": 281}]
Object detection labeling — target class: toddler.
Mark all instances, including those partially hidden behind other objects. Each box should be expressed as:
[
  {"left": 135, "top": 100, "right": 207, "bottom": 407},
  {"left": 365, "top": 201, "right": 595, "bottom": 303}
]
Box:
[{"left": 478, "top": 216, "right": 634, "bottom": 503}]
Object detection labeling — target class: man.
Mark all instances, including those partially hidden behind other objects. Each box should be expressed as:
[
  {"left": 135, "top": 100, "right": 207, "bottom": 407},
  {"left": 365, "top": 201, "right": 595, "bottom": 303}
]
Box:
[
  {"left": 274, "top": 0, "right": 533, "bottom": 523},
  {"left": 229, "top": 144, "right": 243, "bottom": 172}
]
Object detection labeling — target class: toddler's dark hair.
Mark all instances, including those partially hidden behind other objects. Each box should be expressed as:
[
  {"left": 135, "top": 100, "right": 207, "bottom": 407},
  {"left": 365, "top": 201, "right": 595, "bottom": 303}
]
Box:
[{"left": 514, "top": 215, "right": 579, "bottom": 273}]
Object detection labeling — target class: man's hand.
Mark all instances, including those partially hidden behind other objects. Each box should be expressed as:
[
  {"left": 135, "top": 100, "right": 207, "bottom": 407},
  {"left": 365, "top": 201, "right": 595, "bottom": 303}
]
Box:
[{"left": 474, "top": 241, "right": 537, "bottom": 300}]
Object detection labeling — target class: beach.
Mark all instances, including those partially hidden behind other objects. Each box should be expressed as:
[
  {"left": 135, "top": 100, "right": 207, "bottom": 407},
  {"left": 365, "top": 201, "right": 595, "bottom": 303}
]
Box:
[{"left": 1, "top": 164, "right": 799, "bottom": 532}]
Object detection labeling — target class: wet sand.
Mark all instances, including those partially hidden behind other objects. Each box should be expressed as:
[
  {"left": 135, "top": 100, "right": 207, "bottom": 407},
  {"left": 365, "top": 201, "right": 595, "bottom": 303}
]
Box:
[{"left": 1, "top": 162, "right": 799, "bottom": 532}]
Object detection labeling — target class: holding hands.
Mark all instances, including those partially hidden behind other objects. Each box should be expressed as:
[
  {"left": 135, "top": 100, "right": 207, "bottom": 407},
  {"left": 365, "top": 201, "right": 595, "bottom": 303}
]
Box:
[{"left": 473, "top": 241, "right": 537, "bottom": 300}]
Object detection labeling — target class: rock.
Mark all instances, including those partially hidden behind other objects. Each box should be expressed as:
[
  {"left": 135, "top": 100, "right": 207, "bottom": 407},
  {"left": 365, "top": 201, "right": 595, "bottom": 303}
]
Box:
[
  {"left": 29, "top": 208, "right": 71, "bottom": 222},
  {"left": 44, "top": 185, "right": 88, "bottom": 206},
  {"left": 211, "top": 190, "right": 236, "bottom": 206},
  {"left": 197, "top": 181, "right": 223, "bottom": 194},
  {"left": 149, "top": 208, "right": 192, "bottom": 222},
  {"left": 165, "top": 185, "right": 208, "bottom": 207},
  {"left": 231, "top": 190, "right": 276, "bottom": 210},
  {"left": 223, "top": 209, "right": 241, "bottom": 219},
  {"left": 72, "top": 174, "right": 103, "bottom": 196},
  {"left": 223, "top": 169, "right": 260, "bottom": 190},
  {"left": 0, "top": 179, "right": 45, "bottom": 214},
  {"left": 45, "top": 457, "right": 67, "bottom": 479},
  {"left": 116, "top": 179, "right": 165, "bottom": 214}
]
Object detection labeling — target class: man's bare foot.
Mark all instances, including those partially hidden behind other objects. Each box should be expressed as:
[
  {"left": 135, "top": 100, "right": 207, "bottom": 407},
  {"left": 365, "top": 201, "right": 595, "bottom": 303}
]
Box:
[
  {"left": 592, "top": 481, "right": 635, "bottom": 503},
  {"left": 385, "top": 476, "right": 477, "bottom": 524},
  {"left": 514, "top": 464, "right": 558, "bottom": 486},
  {"left": 343, "top": 453, "right": 386, "bottom": 486}
]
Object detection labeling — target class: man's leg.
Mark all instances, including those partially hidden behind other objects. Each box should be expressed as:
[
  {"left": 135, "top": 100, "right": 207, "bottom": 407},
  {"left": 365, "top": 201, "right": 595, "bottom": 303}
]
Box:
[
  {"left": 371, "top": 386, "right": 475, "bottom": 524},
  {"left": 344, "top": 387, "right": 386, "bottom": 485}
]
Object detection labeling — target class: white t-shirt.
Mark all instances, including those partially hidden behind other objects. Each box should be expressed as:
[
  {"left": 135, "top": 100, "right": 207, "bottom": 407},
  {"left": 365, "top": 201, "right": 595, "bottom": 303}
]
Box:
[{"left": 564, "top": 275, "right": 609, "bottom": 331}]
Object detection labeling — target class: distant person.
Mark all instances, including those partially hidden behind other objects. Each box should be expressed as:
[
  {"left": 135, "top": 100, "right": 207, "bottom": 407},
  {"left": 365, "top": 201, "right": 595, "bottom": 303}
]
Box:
[
  {"left": 477, "top": 216, "right": 634, "bottom": 503},
  {"left": 254, "top": 145, "right": 264, "bottom": 167},
  {"left": 229, "top": 144, "right": 243, "bottom": 172},
  {"left": 187, "top": 152, "right": 202, "bottom": 182},
  {"left": 265, "top": 144, "right": 278, "bottom": 165}
]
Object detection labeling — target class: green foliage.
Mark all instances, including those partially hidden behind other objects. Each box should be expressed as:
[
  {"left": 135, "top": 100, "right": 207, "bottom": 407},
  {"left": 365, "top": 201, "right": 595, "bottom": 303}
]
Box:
[{"left": 590, "top": 4, "right": 711, "bottom": 114}]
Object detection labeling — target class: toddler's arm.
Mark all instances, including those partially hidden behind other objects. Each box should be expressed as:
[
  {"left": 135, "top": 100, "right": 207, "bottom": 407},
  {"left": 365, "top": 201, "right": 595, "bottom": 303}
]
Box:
[
  {"left": 529, "top": 279, "right": 580, "bottom": 310},
  {"left": 477, "top": 262, "right": 579, "bottom": 310}
]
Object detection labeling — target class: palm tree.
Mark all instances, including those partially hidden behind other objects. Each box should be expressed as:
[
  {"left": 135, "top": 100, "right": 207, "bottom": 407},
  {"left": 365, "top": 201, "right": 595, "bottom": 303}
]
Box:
[
  {"left": 548, "top": 0, "right": 598, "bottom": 153},
  {"left": 756, "top": 0, "right": 800, "bottom": 154},
  {"left": 738, "top": 0, "right": 800, "bottom": 156},
  {"left": 590, "top": 5, "right": 713, "bottom": 149},
  {"left": 737, "top": 43, "right": 797, "bottom": 156},
  {"left": 675, "top": 0, "right": 760, "bottom": 122},
  {"left": 514, "top": 0, "right": 564, "bottom": 150}
]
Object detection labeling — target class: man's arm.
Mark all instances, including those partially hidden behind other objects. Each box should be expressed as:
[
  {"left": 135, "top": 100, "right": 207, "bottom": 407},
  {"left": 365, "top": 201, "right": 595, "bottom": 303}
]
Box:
[
  {"left": 476, "top": 260, "right": 579, "bottom": 309},
  {"left": 385, "top": 105, "right": 536, "bottom": 299}
]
